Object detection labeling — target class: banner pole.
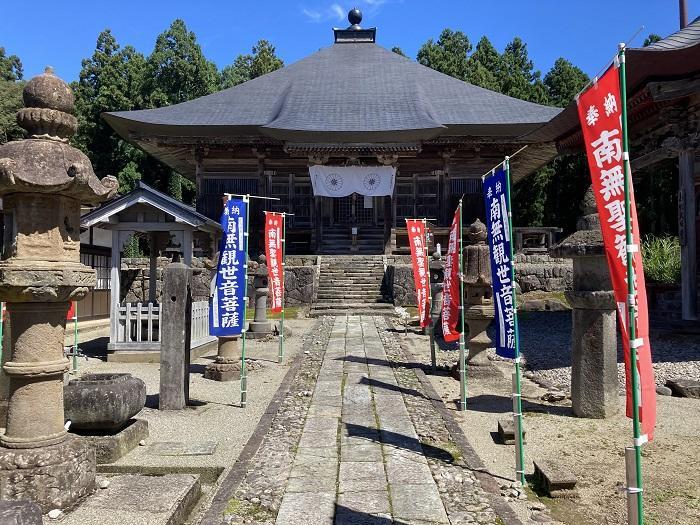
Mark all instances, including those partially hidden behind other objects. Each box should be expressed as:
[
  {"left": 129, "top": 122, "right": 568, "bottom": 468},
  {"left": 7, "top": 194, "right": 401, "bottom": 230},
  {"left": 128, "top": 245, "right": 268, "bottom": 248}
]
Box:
[
  {"left": 240, "top": 195, "right": 251, "bottom": 408},
  {"left": 458, "top": 199, "right": 467, "bottom": 411},
  {"left": 0, "top": 302, "right": 4, "bottom": 364},
  {"left": 504, "top": 157, "right": 526, "bottom": 486},
  {"left": 425, "top": 219, "right": 436, "bottom": 371},
  {"left": 278, "top": 213, "right": 286, "bottom": 364},
  {"left": 619, "top": 43, "right": 644, "bottom": 525},
  {"left": 72, "top": 301, "right": 79, "bottom": 374}
]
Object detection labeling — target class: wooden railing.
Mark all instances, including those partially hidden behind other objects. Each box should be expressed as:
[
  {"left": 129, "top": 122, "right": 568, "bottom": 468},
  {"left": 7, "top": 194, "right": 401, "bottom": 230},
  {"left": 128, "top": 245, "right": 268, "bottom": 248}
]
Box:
[{"left": 115, "top": 300, "right": 215, "bottom": 349}]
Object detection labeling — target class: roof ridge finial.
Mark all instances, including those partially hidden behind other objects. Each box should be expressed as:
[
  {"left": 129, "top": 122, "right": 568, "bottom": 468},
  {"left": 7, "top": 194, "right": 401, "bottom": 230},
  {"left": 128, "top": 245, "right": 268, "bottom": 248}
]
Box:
[{"left": 348, "top": 7, "right": 362, "bottom": 29}]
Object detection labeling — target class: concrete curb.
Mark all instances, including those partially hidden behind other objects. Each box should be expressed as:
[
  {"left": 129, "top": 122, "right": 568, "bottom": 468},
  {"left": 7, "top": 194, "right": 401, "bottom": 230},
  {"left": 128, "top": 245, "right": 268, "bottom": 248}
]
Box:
[
  {"left": 393, "top": 329, "right": 526, "bottom": 525},
  {"left": 198, "top": 318, "right": 324, "bottom": 525}
]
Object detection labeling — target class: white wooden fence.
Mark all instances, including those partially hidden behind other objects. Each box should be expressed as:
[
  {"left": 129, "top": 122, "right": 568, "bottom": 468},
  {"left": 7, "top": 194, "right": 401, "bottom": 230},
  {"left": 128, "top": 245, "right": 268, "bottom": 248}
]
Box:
[{"left": 115, "top": 300, "right": 215, "bottom": 348}]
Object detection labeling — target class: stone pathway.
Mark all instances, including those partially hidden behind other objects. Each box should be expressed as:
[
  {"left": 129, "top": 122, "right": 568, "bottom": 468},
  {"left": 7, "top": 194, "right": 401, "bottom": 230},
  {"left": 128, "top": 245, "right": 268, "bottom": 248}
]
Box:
[{"left": 274, "top": 316, "right": 461, "bottom": 525}]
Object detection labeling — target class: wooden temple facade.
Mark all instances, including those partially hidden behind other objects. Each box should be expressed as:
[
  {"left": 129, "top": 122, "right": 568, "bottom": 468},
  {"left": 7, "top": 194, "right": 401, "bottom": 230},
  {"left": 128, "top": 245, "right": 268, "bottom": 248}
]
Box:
[
  {"left": 534, "top": 16, "right": 700, "bottom": 321},
  {"left": 104, "top": 10, "right": 561, "bottom": 256}
]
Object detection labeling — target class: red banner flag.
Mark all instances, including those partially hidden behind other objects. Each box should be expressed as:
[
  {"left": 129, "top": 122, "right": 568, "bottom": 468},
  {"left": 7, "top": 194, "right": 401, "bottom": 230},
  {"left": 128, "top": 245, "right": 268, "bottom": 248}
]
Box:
[
  {"left": 577, "top": 65, "right": 656, "bottom": 440},
  {"left": 264, "top": 212, "right": 284, "bottom": 313},
  {"left": 441, "top": 209, "right": 461, "bottom": 343},
  {"left": 67, "top": 301, "right": 76, "bottom": 320},
  {"left": 406, "top": 219, "right": 430, "bottom": 327}
]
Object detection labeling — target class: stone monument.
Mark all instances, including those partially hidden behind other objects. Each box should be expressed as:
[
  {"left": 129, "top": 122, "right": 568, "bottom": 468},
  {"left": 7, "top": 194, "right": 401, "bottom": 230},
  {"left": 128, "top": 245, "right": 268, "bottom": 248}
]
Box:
[
  {"left": 462, "top": 219, "right": 498, "bottom": 375},
  {"left": 204, "top": 337, "right": 241, "bottom": 382},
  {"left": 160, "top": 262, "right": 192, "bottom": 410},
  {"left": 551, "top": 187, "right": 618, "bottom": 418},
  {"left": 248, "top": 255, "right": 272, "bottom": 337},
  {"left": 0, "top": 67, "right": 117, "bottom": 509}
]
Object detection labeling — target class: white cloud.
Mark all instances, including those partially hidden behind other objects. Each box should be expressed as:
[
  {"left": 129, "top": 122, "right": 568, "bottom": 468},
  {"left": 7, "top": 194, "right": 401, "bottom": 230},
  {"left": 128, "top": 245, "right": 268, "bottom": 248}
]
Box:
[
  {"left": 330, "top": 3, "right": 346, "bottom": 20},
  {"left": 302, "top": 8, "right": 323, "bottom": 22}
]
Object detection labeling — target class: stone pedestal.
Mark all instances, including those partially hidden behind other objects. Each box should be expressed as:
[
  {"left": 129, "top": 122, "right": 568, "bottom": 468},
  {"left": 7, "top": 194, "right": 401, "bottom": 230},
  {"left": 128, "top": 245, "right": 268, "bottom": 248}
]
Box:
[
  {"left": 465, "top": 303, "right": 497, "bottom": 370},
  {"left": 0, "top": 68, "right": 117, "bottom": 509},
  {"left": 552, "top": 187, "right": 618, "bottom": 419},
  {"left": 204, "top": 337, "right": 241, "bottom": 381}
]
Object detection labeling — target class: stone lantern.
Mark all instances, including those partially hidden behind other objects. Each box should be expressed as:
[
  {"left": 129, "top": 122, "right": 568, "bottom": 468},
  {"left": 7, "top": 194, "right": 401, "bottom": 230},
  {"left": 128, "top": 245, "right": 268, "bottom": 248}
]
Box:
[
  {"left": 551, "top": 187, "right": 618, "bottom": 418},
  {"left": 0, "top": 68, "right": 117, "bottom": 509},
  {"left": 248, "top": 255, "right": 272, "bottom": 336},
  {"left": 462, "top": 219, "right": 497, "bottom": 375}
]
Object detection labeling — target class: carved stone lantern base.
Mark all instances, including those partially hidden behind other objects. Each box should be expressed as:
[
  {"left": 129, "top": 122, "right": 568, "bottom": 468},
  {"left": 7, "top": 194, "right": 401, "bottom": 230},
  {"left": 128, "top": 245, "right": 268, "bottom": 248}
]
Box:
[
  {"left": 0, "top": 435, "right": 95, "bottom": 512},
  {"left": 205, "top": 337, "right": 240, "bottom": 382},
  {"left": 464, "top": 303, "right": 500, "bottom": 377}
]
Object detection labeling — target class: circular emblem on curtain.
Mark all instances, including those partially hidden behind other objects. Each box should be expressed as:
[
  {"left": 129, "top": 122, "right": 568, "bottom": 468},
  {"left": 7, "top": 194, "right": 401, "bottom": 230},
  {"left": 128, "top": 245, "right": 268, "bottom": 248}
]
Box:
[
  {"left": 324, "top": 173, "right": 343, "bottom": 193},
  {"left": 363, "top": 172, "right": 380, "bottom": 192}
]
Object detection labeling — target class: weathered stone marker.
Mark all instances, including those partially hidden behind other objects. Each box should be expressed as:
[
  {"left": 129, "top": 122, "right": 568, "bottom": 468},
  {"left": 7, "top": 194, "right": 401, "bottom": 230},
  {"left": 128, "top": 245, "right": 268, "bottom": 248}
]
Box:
[
  {"left": 533, "top": 460, "right": 579, "bottom": 498},
  {"left": 204, "top": 336, "right": 241, "bottom": 381},
  {"left": 0, "top": 68, "right": 117, "bottom": 509},
  {"left": 0, "top": 500, "right": 42, "bottom": 525},
  {"left": 159, "top": 262, "right": 192, "bottom": 410},
  {"left": 551, "top": 187, "right": 618, "bottom": 418},
  {"left": 248, "top": 255, "right": 272, "bottom": 337},
  {"left": 462, "top": 220, "right": 498, "bottom": 375},
  {"left": 497, "top": 418, "right": 527, "bottom": 445}
]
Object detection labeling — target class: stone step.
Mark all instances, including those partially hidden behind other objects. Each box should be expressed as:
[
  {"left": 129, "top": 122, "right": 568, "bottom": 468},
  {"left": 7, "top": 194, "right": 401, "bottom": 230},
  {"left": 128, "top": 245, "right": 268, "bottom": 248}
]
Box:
[
  {"left": 309, "top": 309, "right": 398, "bottom": 317},
  {"left": 312, "top": 301, "right": 393, "bottom": 309},
  {"left": 318, "top": 284, "right": 382, "bottom": 290}
]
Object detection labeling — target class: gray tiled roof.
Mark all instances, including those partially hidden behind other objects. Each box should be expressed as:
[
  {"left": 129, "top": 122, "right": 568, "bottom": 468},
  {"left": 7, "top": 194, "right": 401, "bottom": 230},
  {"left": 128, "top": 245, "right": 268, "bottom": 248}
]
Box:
[
  {"left": 104, "top": 42, "right": 561, "bottom": 142},
  {"left": 644, "top": 16, "right": 700, "bottom": 51}
]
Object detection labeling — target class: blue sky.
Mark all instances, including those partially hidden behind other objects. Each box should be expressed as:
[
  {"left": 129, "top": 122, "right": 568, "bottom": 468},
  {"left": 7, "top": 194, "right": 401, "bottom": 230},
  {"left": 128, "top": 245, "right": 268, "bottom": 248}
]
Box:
[{"left": 1, "top": 0, "right": 697, "bottom": 82}]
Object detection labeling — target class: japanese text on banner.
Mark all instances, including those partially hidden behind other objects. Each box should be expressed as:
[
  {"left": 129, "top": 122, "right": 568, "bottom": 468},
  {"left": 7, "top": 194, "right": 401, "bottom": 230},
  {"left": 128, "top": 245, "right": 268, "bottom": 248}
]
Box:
[
  {"left": 441, "top": 209, "right": 461, "bottom": 343},
  {"left": 210, "top": 198, "right": 248, "bottom": 337},
  {"left": 483, "top": 167, "right": 517, "bottom": 359},
  {"left": 577, "top": 64, "right": 655, "bottom": 440},
  {"left": 406, "top": 219, "right": 430, "bottom": 328},
  {"left": 265, "top": 212, "right": 284, "bottom": 313}
]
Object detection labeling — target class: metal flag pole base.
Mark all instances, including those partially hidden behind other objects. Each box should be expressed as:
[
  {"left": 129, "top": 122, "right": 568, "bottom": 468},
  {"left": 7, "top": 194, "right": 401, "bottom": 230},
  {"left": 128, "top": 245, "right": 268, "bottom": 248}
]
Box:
[
  {"left": 277, "top": 312, "right": 284, "bottom": 364},
  {"left": 240, "top": 328, "right": 248, "bottom": 407},
  {"left": 458, "top": 330, "right": 467, "bottom": 411},
  {"left": 625, "top": 446, "right": 641, "bottom": 525},
  {"left": 512, "top": 369, "right": 526, "bottom": 486}
]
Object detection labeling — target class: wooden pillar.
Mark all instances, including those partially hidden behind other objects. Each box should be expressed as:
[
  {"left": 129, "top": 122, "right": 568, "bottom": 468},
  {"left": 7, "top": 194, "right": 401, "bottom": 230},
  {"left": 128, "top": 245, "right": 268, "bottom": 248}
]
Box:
[
  {"left": 182, "top": 229, "right": 193, "bottom": 267},
  {"left": 148, "top": 232, "right": 158, "bottom": 304},
  {"left": 679, "top": 149, "right": 697, "bottom": 320},
  {"left": 383, "top": 195, "right": 392, "bottom": 254}
]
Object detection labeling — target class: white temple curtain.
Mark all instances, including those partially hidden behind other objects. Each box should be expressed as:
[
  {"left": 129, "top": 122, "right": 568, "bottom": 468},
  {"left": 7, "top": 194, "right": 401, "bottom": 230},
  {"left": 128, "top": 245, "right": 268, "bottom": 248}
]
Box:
[{"left": 309, "top": 165, "right": 396, "bottom": 197}]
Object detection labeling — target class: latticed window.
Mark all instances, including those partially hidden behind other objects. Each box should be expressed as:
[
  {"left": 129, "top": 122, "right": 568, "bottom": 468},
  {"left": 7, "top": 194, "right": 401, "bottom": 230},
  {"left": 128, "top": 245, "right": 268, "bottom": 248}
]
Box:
[
  {"left": 80, "top": 253, "right": 111, "bottom": 290},
  {"left": 394, "top": 180, "right": 414, "bottom": 225},
  {"left": 416, "top": 177, "right": 439, "bottom": 220}
]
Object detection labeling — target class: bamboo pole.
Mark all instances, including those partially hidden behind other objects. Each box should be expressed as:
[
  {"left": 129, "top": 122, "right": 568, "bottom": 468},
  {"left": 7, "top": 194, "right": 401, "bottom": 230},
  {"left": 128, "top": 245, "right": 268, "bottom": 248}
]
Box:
[
  {"left": 72, "top": 301, "right": 79, "bottom": 373},
  {"left": 278, "top": 213, "right": 286, "bottom": 364},
  {"left": 240, "top": 195, "right": 251, "bottom": 408},
  {"left": 425, "top": 219, "right": 436, "bottom": 372},
  {"left": 619, "top": 43, "right": 645, "bottom": 525},
  {"left": 458, "top": 199, "right": 467, "bottom": 411},
  {"left": 504, "top": 157, "right": 526, "bottom": 486}
]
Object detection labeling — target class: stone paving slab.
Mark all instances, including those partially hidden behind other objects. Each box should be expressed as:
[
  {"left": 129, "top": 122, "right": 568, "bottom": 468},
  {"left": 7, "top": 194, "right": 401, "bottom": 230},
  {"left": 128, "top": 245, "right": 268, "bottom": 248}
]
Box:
[{"left": 268, "top": 316, "right": 500, "bottom": 525}]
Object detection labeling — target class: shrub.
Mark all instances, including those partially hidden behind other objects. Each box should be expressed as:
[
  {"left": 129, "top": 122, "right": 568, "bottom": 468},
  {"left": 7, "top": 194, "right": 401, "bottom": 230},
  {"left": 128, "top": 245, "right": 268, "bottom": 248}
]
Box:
[{"left": 641, "top": 235, "right": 681, "bottom": 285}]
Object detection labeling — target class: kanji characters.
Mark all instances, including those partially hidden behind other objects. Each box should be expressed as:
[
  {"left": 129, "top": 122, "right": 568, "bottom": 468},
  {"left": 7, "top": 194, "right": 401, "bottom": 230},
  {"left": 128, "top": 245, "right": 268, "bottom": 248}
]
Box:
[
  {"left": 603, "top": 92, "right": 618, "bottom": 116},
  {"left": 600, "top": 165, "right": 624, "bottom": 201},
  {"left": 586, "top": 105, "right": 599, "bottom": 126},
  {"left": 591, "top": 128, "right": 622, "bottom": 168}
]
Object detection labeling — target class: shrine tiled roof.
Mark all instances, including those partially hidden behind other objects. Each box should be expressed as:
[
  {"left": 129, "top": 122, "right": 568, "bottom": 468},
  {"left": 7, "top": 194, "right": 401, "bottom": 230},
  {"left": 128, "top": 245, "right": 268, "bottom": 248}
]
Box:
[
  {"left": 104, "top": 41, "right": 561, "bottom": 144},
  {"left": 645, "top": 16, "right": 700, "bottom": 51}
]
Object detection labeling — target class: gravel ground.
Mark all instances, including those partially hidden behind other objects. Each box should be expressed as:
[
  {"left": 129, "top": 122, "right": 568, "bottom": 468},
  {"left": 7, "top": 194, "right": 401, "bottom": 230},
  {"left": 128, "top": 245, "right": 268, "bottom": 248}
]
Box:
[{"left": 515, "top": 311, "right": 700, "bottom": 393}]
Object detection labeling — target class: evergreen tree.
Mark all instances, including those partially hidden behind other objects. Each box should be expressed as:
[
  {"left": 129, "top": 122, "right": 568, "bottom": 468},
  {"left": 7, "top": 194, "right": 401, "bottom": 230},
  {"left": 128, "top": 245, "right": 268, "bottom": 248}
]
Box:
[
  {"left": 143, "top": 19, "right": 220, "bottom": 107},
  {"left": 0, "top": 79, "right": 24, "bottom": 144},
  {"left": 499, "top": 37, "right": 548, "bottom": 104},
  {"left": 543, "top": 58, "right": 589, "bottom": 107},
  {"left": 465, "top": 36, "right": 501, "bottom": 91},
  {"left": 167, "top": 172, "right": 183, "bottom": 202},
  {"left": 0, "top": 47, "right": 23, "bottom": 81},
  {"left": 221, "top": 39, "right": 283, "bottom": 89},
  {"left": 643, "top": 34, "right": 661, "bottom": 47},
  {"left": 116, "top": 161, "right": 142, "bottom": 194},
  {"left": 72, "top": 30, "right": 147, "bottom": 186},
  {"left": 391, "top": 46, "right": 406, "bottom": 57},
  {"left": 417, "top": 29, "right": 471, "bottom": 80}
]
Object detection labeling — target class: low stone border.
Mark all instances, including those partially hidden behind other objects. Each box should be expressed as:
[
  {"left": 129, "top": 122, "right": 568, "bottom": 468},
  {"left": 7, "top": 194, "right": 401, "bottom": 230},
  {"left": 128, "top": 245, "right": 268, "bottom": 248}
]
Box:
[{"left": 199, "top": 316, "right": 334, "bottom": 525}]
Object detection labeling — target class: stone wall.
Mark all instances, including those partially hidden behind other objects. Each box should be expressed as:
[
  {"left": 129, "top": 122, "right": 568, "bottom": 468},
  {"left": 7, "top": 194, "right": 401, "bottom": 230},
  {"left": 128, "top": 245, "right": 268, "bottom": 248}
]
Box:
[
  {"left": 514, "top": 253, "right": 572, "bottom": 293},
  {"left": 121, "top": 256, "right": 318, "bottom": 306}
]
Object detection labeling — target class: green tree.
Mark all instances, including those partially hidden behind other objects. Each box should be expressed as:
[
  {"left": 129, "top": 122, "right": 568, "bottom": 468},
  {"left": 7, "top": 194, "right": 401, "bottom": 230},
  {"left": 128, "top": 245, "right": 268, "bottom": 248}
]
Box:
[
  {"left": 391, "top": 46, "right": 406, "bottom": 57},
  {"left": 0, "top": 79, "right": 24, "bottom": 144},
  {"left": 499, "top": 37, "right": 548, "bottom": 104},
  {"left": 72, "top": 30, "right": 147, "bottom": 184},
  {"left": 643, "top": 34, "right": 661, "bottom": 47},
  {"left": 417, "top": 29, "right": 471, "bottom": 80},
  {"left": 116, "top": 160, "right": 142, "bottom": 194},
  {"left": 465, "top": 36, "right": 501, "bottom": 91},
  {"left": 0, "top": 47, "right": 23, "bottom": 81},
  {"left": 543, "top": 58, "right": 589, "bottom": 107},
  {"left": 143, "top": 19, "right": 219, "bottom": 107},
  {"left": 220, "top": 39, "right": 283, "bottom": 89}
]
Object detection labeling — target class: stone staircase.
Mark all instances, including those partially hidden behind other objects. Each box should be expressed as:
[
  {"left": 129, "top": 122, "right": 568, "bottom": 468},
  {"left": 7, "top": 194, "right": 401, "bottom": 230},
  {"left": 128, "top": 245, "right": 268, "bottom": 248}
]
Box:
[
  {"left": 319, "top": 226, "right": 384, "bottom": 255},
  {"left": 309, "top": 255, "right": 396, "bottom": 317}
]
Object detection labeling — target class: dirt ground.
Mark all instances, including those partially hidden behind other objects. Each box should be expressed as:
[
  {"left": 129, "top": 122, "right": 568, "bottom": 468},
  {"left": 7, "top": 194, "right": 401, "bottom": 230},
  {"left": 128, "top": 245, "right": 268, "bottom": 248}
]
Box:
[{"left": 399, "top": 330, "right": 700, "bottom": 525}]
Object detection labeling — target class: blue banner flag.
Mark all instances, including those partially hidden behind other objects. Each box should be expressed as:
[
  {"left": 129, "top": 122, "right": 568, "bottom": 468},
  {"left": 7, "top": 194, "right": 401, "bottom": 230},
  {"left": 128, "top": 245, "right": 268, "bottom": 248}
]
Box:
[
  {"left": 483, "top": 166, "right": 517, "bottom": 358},
  {"left": 210, "top": 198, "right": 248, "bottom": 337}
]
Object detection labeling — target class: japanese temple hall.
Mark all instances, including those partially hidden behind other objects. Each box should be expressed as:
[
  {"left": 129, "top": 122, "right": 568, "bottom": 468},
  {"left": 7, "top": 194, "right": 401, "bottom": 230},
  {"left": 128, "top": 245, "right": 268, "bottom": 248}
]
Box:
[{"left": 104, "top": 9, "right": 564, "bottom": 255}]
